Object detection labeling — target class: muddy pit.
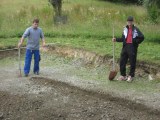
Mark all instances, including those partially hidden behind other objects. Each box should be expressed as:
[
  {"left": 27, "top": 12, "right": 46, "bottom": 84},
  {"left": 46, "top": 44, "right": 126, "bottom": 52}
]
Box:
[{"left": 0, "top": 46, "right": 160, "bottom": 120}]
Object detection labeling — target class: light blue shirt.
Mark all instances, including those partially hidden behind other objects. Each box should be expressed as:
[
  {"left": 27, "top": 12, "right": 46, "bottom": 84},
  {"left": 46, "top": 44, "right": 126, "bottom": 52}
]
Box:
[{"left": 22, "top": 26, "right": 44, "bottom": 50}]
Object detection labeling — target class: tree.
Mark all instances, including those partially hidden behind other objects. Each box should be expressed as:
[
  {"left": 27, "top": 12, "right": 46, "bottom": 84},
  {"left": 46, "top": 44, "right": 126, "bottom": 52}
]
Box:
[
  {"left": 48, "top": 0, "right": 62, "bottom": 16},
  {"left": 48, "top": 0, "right": 67, "bottom": 24}
]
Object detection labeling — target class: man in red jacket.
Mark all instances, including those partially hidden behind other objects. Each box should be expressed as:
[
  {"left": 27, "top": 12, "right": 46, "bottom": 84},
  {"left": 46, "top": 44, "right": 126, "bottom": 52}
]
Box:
[{"left": 112, "top": 16, "right": 144, "bottom": 82}]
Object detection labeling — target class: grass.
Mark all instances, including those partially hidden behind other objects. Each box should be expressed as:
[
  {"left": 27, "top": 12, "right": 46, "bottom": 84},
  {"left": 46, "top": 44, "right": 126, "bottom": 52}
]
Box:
[
  {"left": 0, "top": 0, "right": 160, "bottom": 65},
  {"left": 0, "top": 0, "right": 160, "bottom": 42},
  {"left": 0, "top": 37, "right": 160, "bottom": 65}
]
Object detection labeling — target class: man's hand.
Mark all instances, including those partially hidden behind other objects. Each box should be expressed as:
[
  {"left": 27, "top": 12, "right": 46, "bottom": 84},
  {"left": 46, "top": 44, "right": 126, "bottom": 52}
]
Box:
[
  {"left": 112, "top": 38, "right": 116, "bottom": 42},
  {"left": 42, "top": 40, "right": 46, "bottom": 47},
  {"left": 18, "top": 38, "right": 24, "bottom": 48},
  {"left": 41, "top": 40, "right": 48, "bottom": 52},
  {"left": 18, "top": 42, "right": 22, "bottom": 48}
]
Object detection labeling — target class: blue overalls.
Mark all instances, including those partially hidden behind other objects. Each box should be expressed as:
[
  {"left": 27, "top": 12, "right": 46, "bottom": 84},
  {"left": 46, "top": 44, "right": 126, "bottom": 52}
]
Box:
[{"left": 24, "top": 49, "right": 40, "bottom": 75}]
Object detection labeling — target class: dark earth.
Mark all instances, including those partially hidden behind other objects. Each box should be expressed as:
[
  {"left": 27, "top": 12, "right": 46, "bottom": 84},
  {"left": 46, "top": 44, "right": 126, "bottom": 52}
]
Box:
[{"left": 0, "top": 77, "right": 160, "bottom": 120}]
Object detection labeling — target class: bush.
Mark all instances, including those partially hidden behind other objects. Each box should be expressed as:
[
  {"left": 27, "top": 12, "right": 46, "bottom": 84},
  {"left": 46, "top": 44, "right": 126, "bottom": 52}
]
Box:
[
  {"left": 99, "top": 0, "right": 143, "bottom": 4},
  {"left": 144, "top": 0, "right": 160, "bottom": 23}
]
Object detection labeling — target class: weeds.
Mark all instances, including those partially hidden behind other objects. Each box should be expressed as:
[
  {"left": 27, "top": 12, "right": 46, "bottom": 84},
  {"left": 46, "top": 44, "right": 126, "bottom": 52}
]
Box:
[
  {"left": 0, "top": 0, "right": 159, "bottom": 64},
  {"left": 0, "top": 0, "right": 159, "bottom": 42}
]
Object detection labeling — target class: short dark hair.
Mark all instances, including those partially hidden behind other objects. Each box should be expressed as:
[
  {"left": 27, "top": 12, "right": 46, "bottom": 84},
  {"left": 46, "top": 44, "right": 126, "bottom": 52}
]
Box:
[
  {"left": 127, "top": 16, "right": 134, "bottom": 21},
  {"left": 33, "top": 18, "right": 39, "bottom": 23}
]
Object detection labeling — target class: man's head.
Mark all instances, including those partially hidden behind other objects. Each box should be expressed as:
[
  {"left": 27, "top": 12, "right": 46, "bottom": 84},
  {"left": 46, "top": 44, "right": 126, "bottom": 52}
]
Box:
[
  {"left": 32, "top": 18, "right": 39, "bottom": 29},
  {"left": 127, "top": 16, "right": 134, "bottom": 27}
]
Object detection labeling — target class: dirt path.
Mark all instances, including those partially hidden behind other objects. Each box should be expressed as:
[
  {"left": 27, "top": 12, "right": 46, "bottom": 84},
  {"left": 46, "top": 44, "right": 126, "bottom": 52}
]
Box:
[{"left": 0, "top": 52, "right": 160, "bottom": 120}]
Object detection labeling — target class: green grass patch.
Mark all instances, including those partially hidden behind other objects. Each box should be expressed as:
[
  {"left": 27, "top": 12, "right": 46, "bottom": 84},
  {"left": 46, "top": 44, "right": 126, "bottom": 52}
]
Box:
[
  {"left": 46, "top": 37, "right": 160, "bottom": 64},
  {"left": 1, "top": 37, "right": 159, "bottom": 65}
]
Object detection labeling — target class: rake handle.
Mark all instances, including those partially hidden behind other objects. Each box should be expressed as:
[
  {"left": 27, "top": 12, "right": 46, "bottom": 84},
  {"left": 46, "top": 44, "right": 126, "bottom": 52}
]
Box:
[
  {"left": 112, "top": 25, "right": 115, "bottom": 71},
  {"left": 18, "top": 47, "right": 22, "bottom": 76}
]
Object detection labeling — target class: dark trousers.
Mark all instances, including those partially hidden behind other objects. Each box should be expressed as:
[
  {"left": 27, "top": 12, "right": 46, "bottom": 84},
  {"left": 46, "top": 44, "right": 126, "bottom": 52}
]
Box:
[
  {"left": 120, "top": 44, "right": 137, "bottom": 77},
  {"left": 24, "top": 49, "right": 40, "bottom": 75}
]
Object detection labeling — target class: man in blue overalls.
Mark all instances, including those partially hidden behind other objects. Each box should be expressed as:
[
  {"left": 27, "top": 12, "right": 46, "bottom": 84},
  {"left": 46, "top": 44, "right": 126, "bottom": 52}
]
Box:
[{"left": 18, "top": 18, "right": 46, "bottom": 77}]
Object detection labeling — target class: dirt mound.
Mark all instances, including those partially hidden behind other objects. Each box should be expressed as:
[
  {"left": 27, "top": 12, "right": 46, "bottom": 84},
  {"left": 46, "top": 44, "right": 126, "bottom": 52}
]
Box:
[{"left": 46, "top": 45, "right": 160, "bottom": 79}]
